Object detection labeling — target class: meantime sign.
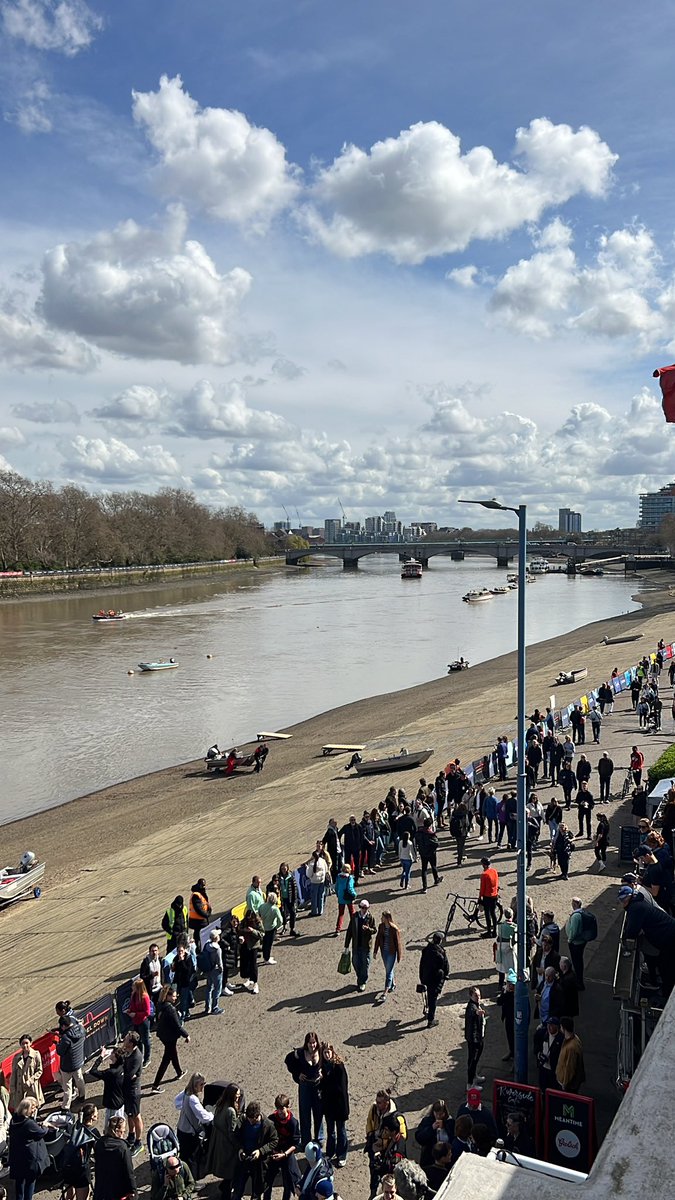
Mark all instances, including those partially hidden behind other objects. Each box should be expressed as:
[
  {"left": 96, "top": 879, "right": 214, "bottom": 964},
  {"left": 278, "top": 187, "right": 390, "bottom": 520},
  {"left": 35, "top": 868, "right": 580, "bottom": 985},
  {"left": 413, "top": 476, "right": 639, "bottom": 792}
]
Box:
[{"left": 544, "top": 1089, "right": 596, "bottom": 1173}]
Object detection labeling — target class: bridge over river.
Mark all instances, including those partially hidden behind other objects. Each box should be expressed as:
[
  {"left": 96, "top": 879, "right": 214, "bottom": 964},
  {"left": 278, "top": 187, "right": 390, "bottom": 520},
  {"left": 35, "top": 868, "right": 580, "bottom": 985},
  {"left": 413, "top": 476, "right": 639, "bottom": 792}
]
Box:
[{"left": 285, "top": 540, "right": 662, "bottom": 571}]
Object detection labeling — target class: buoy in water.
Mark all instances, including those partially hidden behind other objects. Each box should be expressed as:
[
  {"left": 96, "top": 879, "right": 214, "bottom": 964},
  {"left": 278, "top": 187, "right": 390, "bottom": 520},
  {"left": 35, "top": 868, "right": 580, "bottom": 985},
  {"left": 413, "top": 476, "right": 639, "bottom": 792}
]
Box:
[
  {"left": 128, "top": 669, "right": 134, "bottom": 675},
  {"left": 206, "top": 653, "right": 213, "bottom": 659}
]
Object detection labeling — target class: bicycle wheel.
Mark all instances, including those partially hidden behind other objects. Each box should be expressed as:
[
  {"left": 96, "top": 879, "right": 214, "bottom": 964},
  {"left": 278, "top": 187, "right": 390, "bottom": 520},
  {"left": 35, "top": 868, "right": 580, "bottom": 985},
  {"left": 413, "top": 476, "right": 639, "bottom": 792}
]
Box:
[
  {"left": 472, "top": 902, "right": 486, "bottom": 929},
  {"left": 444, "top": 904, "right": 456, "bottom": 938},
  {"left": 494, "top": 900, "right": 503, "bottom": 923},
  {"left": 621, "top": 772, "right": 631, "bottom": 800}
]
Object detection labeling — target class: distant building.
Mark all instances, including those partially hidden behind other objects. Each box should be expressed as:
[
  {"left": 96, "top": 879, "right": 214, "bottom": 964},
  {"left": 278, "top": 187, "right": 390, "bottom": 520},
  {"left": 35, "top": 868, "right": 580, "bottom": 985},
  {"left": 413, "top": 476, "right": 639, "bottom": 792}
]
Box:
[
  {"left": 324, "top": 518, "right": 342, "bottom": 542},
  {"left": 639, "top": 483, "right": 675, "bottom": 529},
  {"left": 382, "top": 510, "right": 397, "bottom": 534},
  {"left": 365, "top": 515, "right": 382, "bottom": 534},
  {"left": 558, "top": 507, "right": 582, "bottom": 534}
]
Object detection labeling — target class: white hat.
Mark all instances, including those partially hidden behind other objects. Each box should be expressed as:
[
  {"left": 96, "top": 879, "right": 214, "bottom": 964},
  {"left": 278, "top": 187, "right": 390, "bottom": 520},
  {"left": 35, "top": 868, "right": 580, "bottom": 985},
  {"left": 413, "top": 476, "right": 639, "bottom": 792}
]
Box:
[{"left": 359, "top": 899, "right": 370, "bottom": 908}]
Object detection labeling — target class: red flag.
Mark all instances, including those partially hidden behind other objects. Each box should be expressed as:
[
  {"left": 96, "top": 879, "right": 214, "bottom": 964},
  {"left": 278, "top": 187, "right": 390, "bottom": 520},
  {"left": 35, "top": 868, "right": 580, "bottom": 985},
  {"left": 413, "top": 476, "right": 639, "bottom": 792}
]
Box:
[{"left": 654, "top": 365, "right": 675, "bottom": 422}]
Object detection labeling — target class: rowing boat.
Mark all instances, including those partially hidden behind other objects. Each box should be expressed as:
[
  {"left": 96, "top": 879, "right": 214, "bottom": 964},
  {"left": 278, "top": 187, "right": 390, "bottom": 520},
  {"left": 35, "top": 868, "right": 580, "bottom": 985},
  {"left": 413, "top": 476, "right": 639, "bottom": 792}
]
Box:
[
  {"left": 138, "top": 660, "right": 178, "bottom": 671},
  {"left": 601, "top": 634, "right": 643, "bottom": 645}
]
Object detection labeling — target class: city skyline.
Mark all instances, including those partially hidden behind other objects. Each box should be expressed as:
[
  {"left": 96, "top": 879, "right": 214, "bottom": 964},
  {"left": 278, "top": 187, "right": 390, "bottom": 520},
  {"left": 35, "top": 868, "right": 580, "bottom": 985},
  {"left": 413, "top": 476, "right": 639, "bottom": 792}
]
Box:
[{"left": 1, "top": 2, "right": 675, "bottom": 529}]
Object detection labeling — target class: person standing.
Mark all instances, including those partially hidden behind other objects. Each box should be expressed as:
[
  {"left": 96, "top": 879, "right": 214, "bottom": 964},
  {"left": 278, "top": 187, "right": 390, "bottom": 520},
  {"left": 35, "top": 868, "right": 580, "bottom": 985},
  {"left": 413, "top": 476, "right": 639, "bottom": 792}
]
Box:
[
  {"left": 246, "top": 877, "right": 265, "bottom": 915},
  {"left": 398, "top": 832, "right": 416, "bottom": 889},
  {"left": 494, "top": 909, "right": 516, "bottom": 989},
  {"left": 285, "top": 1033, "right": 324, "bottom": 1149},
  {"left": 483, "top": 790, "right": 498, "bottom": 843},
  {"left": 175, "top": 1074, "right": 214, "bottom": 1179},
  {"left": 188, "top": 879, "right": 212, "bottom": 949},
  {"left": 170, "top": 945, "right": 196, "bottom": 1023},
  {"left": 56, "top": 1014, "right": 86, "bottom": 1112},
  {"left": 92, "top": 1116, "right": 135, "bottom": 1200},
  {"left": 121, "top": 1031, "right": 143, "bottom": 1156},
  {"left": 416, "top": 819, "right": 443, "bottom": 892},
  {"left": 537, "top": 1017, "right": 564, "bottom": 1092},
  {"left": 496, "top": 737, "right": 509, "bottom": 782},
  {"left": 306, "top": 853, "right": 329, "bottom": 918},
  {"left": 558, "top": 957, "right": 580, "bottom": 1018},
  {"left": 322, "top": 820, "right": 342, "bottom": 885},
  {"left": 334, "top": 864, "right": 357, "bottom": 934},
  {"left": 559, "top": 764, "right": 577, "bottom": 811},
  {"left": 478, "top": 859, "right": 499, "bottom": 939},
  {"left": 203, "top": 929, "right": 225, "bottom": 1015},
  {"left": 464, "top": 987, "right": 486, "bottom": 1086},
  {"left": 594, "top": 814, "right": 609, "bottom": 871},
  {"left": 419, "top": 933, "right": 449, "bottom": 1029},
  {"left": 555, "top": 1019, "right": 585, "bottom": 1093},
  {"left": 320, "top": 1045, "right": 350, "bottom": 1168},
  {"left": 259, "top": 893, "right": 283, "bottom": 966},
  {"left": 232, "top": 1103, "right": 278, "bottom": 1200},
  {"left": 139, "top": 943, "right": 163, "bottom": 1011},
  {"left": 278, "top": 864, "right": 300, "bottom": 937},
  {"left": 553, "top": 824, "right": 573, "bottom": 880},
  {"left": 206, "top": 1084, "right": 242, "bottom": 1200},
  {"left": 162, "top": 896, "right": 188, "bottom": 953},
  {"left": 89, "top": 1046, "right": 126, "bottom": 1124},
  {"left": 597, "top": 753, "right": 614, "bottom": 804},
  {"left": 151, "top": 1156, "right": 195, "bottom": 1200},
  {"left": 239, "top": 909, "right": 264, "bottom": 995},
  {"left": 631, "top": 746, "right": 645, "bottom": 787},
  {"left": 9, "top": 1036, "right": 44, "bottom": 1113},
  {"left": 373, "top": 912, "right": 403, "bottom": 997},
  {"left": 496, "top": 971, "right": 515, "bottom": 1063},
  {"left": 450, "top": 799, "right": 470, "bottom": 865},
  {"left": 576, "top": 782, "right": 594, "bottom": 839},
  {"left": 127, "top": 979, "right": 153, "bottom": 1067},
  {"left": 8, "top": 1097, "right": 49, "bottom": 1200},
  {"left": 339, "top": 816, "right": 363, "bottom": 883},
  {"left": 345, "top": 900, "right": 377, "bottom": 992},
  {"left": 264, "top": 1095, "right": 301, "bottom": 1200},
  {"left": 565, "top": 898, "right": 588, "bottom": 990}
]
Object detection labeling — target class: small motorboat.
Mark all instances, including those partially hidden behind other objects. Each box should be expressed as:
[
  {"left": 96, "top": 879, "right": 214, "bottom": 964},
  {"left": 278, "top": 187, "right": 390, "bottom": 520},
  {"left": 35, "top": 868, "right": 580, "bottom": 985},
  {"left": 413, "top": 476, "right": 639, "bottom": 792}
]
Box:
[
  {"left": 138, "top": 659, "right": 178, "bottom": 671},
  {"left": 205, "top": 744, "right": 269, "bottom": 774},
  {"left": 348, "top": 747, "right": 434, "bottom": 775},
  {"left": 555, "top": 667, "right": 588, "bottom": 685},
  {"left": 462, "top": 588, "right": 493, "bottom": 603},
  {"left": 92, "top": 610, "right": 127, "bottom": 621},
  {"left": 602, "top": 633, "right": 643, "bottom": 645},
  {"left": 0, "top": 852, "right": 45, "bottom": 907},
  {"left": 448, "top": 658, "right": 470, "bottom": 672},
  {"left": 401, "top": 559, "right": 423, "bottom": 579},
  {"left": 490, "top": 586, "right": 509, "bottom": 595}
]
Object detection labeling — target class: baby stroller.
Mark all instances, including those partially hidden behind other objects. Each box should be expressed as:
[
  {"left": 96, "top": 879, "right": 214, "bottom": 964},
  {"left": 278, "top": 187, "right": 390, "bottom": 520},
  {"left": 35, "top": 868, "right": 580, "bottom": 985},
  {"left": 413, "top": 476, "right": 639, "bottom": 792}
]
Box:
[
  {"left": 147, "top": 1122, "right": 181, "bottom": 1185},
  {"left": 41, "top": 1111, "right": 77, "bottom": 1186}
]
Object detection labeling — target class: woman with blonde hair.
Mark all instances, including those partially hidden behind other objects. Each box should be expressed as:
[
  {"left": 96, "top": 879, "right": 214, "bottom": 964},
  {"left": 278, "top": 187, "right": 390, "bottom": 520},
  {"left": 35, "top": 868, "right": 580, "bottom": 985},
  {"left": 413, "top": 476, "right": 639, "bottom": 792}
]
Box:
[
  {"left": 373, "top": 912, "right": 403, "bottom": 997},
  {"left": 127, "top": 978, "right": 152, "bottom": 1067},
  {"left": 175, "top": 1072, "right": 213, "bottom": 1177}
]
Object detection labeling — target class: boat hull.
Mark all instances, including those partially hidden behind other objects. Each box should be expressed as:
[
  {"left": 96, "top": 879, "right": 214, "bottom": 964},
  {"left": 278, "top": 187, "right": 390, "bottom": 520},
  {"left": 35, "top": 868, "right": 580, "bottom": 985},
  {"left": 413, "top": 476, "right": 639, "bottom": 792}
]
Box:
[
  {"left": 0, "top": 862, "right": 46, "bottom": 906},
  {"left": 92, "top": 615, "right": 127, "bottom": 622},
  {"left": 602, "top": 634, "right": 643, "bottom": 645},
  {"left": 138, "top": 662, "right": 178, "bottom": 671},
  {"left": 354, "top": 749, "right": 434, "bottom": 775}
]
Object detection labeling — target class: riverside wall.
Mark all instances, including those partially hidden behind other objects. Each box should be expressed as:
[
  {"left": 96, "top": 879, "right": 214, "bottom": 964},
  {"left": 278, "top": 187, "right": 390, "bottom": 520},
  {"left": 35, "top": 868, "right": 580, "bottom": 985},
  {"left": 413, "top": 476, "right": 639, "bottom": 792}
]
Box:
[{"left": 0, "top": 555, "right": 285, "bottom": 598}]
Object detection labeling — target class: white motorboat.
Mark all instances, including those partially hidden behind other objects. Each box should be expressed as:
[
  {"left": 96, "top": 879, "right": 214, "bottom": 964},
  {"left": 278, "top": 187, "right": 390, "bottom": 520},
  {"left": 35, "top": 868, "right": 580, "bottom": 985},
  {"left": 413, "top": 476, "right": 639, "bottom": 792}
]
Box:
[
  {"left": 350, "top": 747, "right": 434, "bottom": 775},
  {"left": 462, "top": 588, "right": 493, "bottom": 603},
  {"left": 490, "top": 585, "right": 509, "bottom": 595},
  {"left": 0, "top": 852, "right": 45, "bottom": 907}
]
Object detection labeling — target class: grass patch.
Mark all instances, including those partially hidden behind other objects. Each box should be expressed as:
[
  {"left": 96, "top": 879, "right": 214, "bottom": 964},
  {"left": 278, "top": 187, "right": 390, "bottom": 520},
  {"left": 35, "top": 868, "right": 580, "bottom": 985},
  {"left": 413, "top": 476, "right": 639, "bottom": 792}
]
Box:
[{"left": 648, "top": 743, "right": 675, "bottom": 788}]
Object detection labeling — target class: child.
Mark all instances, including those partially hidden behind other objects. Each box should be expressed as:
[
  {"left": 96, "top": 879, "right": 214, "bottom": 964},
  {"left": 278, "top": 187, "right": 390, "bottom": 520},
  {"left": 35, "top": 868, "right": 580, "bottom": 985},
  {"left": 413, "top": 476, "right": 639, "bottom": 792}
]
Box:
[{"left": 399, "top": 832, "right": 416, "bottom": 889}]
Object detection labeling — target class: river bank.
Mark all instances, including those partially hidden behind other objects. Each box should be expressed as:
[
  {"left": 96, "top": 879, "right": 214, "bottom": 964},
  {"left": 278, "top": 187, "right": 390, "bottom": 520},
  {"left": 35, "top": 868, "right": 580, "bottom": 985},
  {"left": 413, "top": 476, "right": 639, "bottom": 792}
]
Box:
[{"left": 0, "top": 556, "right": 285, "bottom": 600}]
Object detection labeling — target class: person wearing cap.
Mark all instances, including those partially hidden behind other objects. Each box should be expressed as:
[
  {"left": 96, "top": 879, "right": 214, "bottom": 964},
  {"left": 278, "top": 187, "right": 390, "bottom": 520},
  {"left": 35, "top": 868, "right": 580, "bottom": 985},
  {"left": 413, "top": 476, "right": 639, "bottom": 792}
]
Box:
[
  {"left": 151, "top": 1155, "right": 195, "bottom": 1200},
  {"left": 315, "top": 1179, "right": 341, "bottom": 1200},
  {"left": 344, "top": 900, "right": 377, "bottom": 992},
  {"left": 456, "top": 1088, "right": 497, "bottom": 1144},
  {"left": 536, "top": 1016, "right": 564, "bottom": 1091},
  {"left": 419, "top": 933, "right": 449, "bottom": 1028},
  {"left": 619, "top": 885, "right": 675, "bottom": 997},
  {"left": 496, "top": 969, "right": 516, "bottom": 1062}
]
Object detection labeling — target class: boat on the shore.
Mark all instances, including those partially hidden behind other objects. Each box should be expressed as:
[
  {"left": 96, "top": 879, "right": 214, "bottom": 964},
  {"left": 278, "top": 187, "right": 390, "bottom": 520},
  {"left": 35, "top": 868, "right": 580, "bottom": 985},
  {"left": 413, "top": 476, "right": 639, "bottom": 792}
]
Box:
[
  {"left": 555, "top": 667, "right": 588, "bottom": 685},
  {"left": 448, "top": 658, "right": 470, "bottom": 672},
  {"left": 205, "top": 743, "right": 269, "bottom": 773},
  {"left": 138, "top": 660, "right": 178, "bottom": 671},
  {"left": 401, "top": 559, "right": 423, "bottom": 579},
  {"left": 349, "top": 747, "right": 434, "bottom": 775},
  {"left": 462, "top": 588, "right": 492, "bottom": 603},
  {"left": 0, "top": 852, "right": 45, "bottom": 907},
  {"left": 602, "top": 633, "right": 643, "bottom": 645},
  {"left": 92, "top": 610, "right": 127, "bottom": 621}
]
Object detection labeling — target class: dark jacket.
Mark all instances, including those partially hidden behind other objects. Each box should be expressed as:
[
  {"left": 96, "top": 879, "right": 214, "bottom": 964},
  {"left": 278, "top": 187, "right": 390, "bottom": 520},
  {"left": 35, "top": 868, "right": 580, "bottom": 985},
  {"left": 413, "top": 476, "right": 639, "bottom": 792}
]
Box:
[
  {"left": 339, "top": 822, "right": 362, "bottom": 860},
  {"left": 415, "top": 1110, "right": 455, "bottom": 1167},
  {"left": 416, "top": 828, "right": 439, "bottom": 858},
  {"left": 322, "top": 826, "right": 341, "bottom": 871},
  {"left": 122, "top": 1047, "right": 143, "bottom": 1101},
  {"left": 57, "top": 1018, "right": 85, "bottom": 1071},
  {"left": 221, "top": 926, "right": 240, "bottom": 978},
  {"left": 344, "top": 912, "right": 376, "bottom": 952},
  {"left": 560, "top": 968, "right": 580, "bottom": 1017},
  {"left": 419, "top": 942, "right": 449, "bottom": 991},
  {"left": 597, "top": 756, "right": 614, "bottom": 779},
  {"left": 575, "top": 760, "right": 592, "bottom": 784},
  {"left": 464, "top": 998, "right": 486, "bottom": 1046},
  {"left": 559, "top": 768, "right": 577, "bottom": 794},
  {"left": 89, "top": 1055, "right": 125, "bottom": 1110},
  {"left": 320, "top": 1061, "right": 350, "bottom": 1121},
  {"left": 233, "top": 1116, "right": 278, "bottom": 1193},
  {"left": 456, "top": 1102, "right": 497, "bottom": 1143},
  {"left": 172, "top": 955, "right": 196, "bottom": 991},
  {"left": 156, "top": 999, "right": 188, "bottom": 1046},
  {"left": 8, "top": 1114, "right": 49, "bottom": 1179},
  {"left": 623, "top": 894, "right": 675, "bottom": 948},
  {"left": 93, "top": 1134, "right": 136, "bottom": 1200},
  {"left": 284, "top": 1048, "right": 321, "bottom": 1087}
]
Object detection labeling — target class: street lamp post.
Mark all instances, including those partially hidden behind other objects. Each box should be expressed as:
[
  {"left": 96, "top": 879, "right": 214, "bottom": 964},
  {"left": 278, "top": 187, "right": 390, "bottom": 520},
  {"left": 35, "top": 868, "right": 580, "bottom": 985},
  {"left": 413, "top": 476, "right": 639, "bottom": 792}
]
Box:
[{"left": 459, "top": 497, "right": 530, "bottom": 1083}]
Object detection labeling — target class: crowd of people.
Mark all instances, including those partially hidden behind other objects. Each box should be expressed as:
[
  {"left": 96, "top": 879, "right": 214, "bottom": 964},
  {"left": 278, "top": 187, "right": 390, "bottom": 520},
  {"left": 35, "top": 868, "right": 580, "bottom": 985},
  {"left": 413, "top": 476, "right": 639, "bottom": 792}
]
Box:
[{"left": 3, "top": 640, "right": 675, "bottom": 1200}]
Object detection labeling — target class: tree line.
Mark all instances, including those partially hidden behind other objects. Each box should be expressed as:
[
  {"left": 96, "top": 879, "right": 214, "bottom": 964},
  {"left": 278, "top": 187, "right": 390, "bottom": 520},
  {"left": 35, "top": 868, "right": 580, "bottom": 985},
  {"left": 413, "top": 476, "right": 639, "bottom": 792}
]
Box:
[{"left": 0, "top": 470, "right": 278, "bottom": 570}]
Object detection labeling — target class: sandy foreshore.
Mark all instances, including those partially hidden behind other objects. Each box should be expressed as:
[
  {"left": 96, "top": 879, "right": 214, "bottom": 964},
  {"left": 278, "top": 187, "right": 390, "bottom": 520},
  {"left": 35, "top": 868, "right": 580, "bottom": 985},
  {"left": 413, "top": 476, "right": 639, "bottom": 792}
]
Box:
[{"left": 2, "top": 580, "right": 674, "bottom": 1189}]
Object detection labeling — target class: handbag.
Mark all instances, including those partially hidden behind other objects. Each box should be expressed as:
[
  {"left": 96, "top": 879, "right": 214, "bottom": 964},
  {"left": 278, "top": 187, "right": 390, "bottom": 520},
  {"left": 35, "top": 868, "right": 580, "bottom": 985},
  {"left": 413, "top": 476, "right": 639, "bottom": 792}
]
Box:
[{"left": 337, "top": 949, "right": 352, "bottom": 975}]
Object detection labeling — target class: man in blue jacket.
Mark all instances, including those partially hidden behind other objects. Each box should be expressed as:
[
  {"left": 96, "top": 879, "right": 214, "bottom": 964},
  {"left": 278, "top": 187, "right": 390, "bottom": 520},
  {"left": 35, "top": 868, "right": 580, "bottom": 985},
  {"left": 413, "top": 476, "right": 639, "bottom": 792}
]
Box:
[
  {"left": 56, "top": 1015, "right": 86, "bottom": 1111},
  {"left": 620, "top": 885, "right": 675, "bottom": 997}
]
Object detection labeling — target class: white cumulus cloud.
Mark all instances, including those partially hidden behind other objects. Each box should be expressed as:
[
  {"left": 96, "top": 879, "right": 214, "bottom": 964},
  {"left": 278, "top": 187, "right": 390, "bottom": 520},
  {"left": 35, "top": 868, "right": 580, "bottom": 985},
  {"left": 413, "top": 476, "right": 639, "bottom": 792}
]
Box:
[
  {"left": 132, "top": 75, "right": 300, "bottom": 231},
  {"left": 39, "top": 206, "right": 252, "bottom": 364},
  {"left": 91, "top": 384, "right": 166, "bottom": 423},
  {"left": 0, "top": 292, "right": 97, "bottom": 371},
  {"left": 302, "top": 118, "right": 617, "bottom": 264},
  {"left": 63, "top": 434, "right": 180, "bottom": 481},
  {"left": 1, "top": 0, "right": 102, "bottom": 55},
  {"left": 170, "top": 379, "right": 292, "bottom": 439}
]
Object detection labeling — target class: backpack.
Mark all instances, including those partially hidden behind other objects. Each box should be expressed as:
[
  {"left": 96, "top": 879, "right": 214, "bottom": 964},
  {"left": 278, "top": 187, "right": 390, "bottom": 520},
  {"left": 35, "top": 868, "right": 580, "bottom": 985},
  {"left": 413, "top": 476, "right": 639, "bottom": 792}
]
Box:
[
  {"left": 449, "top": 811, "right": 462, "bottom": 837},
  {"left": 197, "top": 944, "right": 214, "bottom": 972},
  {"left": 579, "top": 909, "right": 597, "bottom": 942}
]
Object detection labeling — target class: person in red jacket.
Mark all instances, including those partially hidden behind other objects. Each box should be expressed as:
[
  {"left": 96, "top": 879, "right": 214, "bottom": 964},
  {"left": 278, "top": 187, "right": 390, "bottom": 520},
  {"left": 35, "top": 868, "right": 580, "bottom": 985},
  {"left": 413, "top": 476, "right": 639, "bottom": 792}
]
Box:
[
  {"left": 478, "top": 858, "right": 499, "bottom": 937},
  {"left": 630, "top": 746, "right": 645, "bottom": 787},
  {"left": 127, "top": 979, "right": 152, "bottom": 1067}
]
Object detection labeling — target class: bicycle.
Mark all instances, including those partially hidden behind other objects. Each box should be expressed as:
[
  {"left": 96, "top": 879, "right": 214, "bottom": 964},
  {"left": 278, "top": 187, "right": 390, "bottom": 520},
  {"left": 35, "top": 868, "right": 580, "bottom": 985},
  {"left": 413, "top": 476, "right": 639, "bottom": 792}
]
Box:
[
  {"left": 444, "top": 892, "right": 503, "bottom": 937},
  {"left": 621, "top": 768, "right": 633, "bottom": 800}
]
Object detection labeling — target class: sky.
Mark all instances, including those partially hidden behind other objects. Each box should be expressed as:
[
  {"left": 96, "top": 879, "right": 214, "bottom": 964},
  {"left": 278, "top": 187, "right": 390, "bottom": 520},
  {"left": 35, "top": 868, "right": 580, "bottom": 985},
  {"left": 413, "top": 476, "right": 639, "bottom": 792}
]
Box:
[{"left": 1, "top": 0, "right": 675, "bottom": 529}]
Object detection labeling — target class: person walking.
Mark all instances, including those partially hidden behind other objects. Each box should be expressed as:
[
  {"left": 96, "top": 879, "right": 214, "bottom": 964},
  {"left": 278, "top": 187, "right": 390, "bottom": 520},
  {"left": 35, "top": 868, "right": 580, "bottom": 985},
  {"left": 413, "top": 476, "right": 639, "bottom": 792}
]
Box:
[
  {"left": 334, "top": 864, "right": 357, "bottom": 935},
  {"left": 188, "top": 879, "right": 212, "bottom": 948},
  {"left": 416, "top": 819, "right": 443, "bottom": 892},
  {"left": 344, "top": 900, "right": 377, "bottom": 992},
  {"left": 419, "top": 933, "right": 449, "bottom": 1029},
  {"left": 450, "top": 799, "right": 470, "bottom": 864},
  {"left": 322, "top": 820, "right": 342, "bottom": 885},
  {"left": 92, "top": 1116, "right": 135, "bottom": 1200},
  {"left": 175, "top": 1074, "right": 214, "bottom": 1179},
  {"left": 559, "top": 764, "right": 577, "bottom": 811},
  {"left": 373, "top": 912, "right": 403, "bottom": 998},
  {"left": 320, "top": 1045, "right": 350, "bottom": 1168},
  {"left": 483, "top": 790, "right": 498, "bottom": 843},
  {"left": 150, "top": 986, "right": 190, "bottom": 1093},
  {"left": 8, "top": 1098, "right": 49, "bottom": 1200},
  {"left": 307, "top": 852, "right": 329, "bottom": 918},
  {"left": 478, "top": 859, "right": 499, "bottom": 937},
  {"left": 127, "top": 978, "right": 153, "bottom": 1066},
  {"left": 464, "top": 987, "right": 486, "bottom": 1085},
  {"left": 589, "top": 707, "right": 602, "bottom": 743},
  {"left": 398, "top": 832, "right": 416, "bottom": 889},
  {"left": 594, "top": 814, "right": 609, "bottom": 871},
  {"left": 555, "top": 1019, "right": 585, "bottom": 1093},
  {"left": 9, "top": 1036, "right": 44, "bottom": 1113},
  {"left": 285, "top": 1032, "right": 324, "bottom": 1149},
  {"left": 259, "top": 893, "right": 283, "bottom": 966},
  {"left": 565, "top": 898, "right": 589, "bottom": 990},
  {"left": 553, "top": 824, "right": 573, "bottom": 880},
  {"left": 206, "top": 1084, "right": 243, "bottom": 1200},
  {"left": 339, "top": 816, "right": 363, "bottom": 883}
]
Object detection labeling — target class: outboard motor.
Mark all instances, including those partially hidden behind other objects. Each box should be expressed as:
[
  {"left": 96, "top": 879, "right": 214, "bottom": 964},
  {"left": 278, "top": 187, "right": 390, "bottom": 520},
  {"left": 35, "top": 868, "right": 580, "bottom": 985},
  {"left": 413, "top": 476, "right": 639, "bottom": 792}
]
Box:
[{"left": 20, "top": 851, "right": 37, "bottom": 872}]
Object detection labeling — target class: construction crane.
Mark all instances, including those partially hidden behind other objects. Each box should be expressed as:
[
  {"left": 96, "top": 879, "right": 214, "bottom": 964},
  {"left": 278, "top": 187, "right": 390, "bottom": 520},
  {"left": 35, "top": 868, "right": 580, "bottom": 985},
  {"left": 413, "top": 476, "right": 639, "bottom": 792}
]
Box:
[
  {"left": 337, "top": 497, "right": 347, "bottom": 524},
  {"left": 281, "top": 505, "right": 291, "bottom": 531},
  {"left": 295, "top": 508, "right": 302, "bottom": 529}
]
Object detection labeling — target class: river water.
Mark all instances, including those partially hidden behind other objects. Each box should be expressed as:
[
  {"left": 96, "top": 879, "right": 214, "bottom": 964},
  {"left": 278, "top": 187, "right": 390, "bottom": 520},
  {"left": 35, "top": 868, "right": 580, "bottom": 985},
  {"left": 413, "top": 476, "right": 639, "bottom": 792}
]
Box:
[{"left": 0, "top": 559, "right": 640, "bottom": 823}]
